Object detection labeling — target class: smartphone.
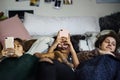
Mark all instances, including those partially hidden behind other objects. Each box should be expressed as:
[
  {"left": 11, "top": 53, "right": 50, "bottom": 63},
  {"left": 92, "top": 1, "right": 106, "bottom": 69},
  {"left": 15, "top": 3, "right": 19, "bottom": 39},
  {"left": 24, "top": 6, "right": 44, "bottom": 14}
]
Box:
[
  {"left": 5, "top": 37, "right": 14, "bottom": 49},
  {"left": 59, "top": 29, "right": 69, "bottom": 38}
]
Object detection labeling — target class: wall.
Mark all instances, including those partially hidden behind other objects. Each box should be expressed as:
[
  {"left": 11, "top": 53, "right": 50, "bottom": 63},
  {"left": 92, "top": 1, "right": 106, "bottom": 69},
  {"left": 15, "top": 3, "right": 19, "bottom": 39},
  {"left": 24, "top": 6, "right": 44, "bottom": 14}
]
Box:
[{"left": 0, "top": 0, "right": 120, "bottom": 17}]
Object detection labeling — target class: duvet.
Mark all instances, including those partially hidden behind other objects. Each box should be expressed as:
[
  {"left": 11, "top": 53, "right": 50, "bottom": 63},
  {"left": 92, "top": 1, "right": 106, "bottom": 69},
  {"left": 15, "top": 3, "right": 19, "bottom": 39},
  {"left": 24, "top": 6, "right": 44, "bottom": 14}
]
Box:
[
  {"left": 0, "top": 54, "right": 38, "bottom": 80},
  {"left": 75, "top": 54, "right": 120, "bottom": 80}
]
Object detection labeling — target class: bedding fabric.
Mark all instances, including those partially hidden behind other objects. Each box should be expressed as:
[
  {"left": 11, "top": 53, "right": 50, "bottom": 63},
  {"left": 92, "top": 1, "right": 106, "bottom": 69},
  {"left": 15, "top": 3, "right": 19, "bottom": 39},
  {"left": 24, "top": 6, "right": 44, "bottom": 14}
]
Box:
[
  {"left": 0, "top": 54, "right": 38, "bottom": 80},
  {"left": 0, "top": 15, "right": 31, "bottom": 47},
  {"left": 75, "top": 54, "right": 120, "bottom": 80},
  {"left": 26, "top": 37, "right": 54, "bottom": 55},
  {"left": 24, "top": 12, "right": 100, "bottom": 36}
]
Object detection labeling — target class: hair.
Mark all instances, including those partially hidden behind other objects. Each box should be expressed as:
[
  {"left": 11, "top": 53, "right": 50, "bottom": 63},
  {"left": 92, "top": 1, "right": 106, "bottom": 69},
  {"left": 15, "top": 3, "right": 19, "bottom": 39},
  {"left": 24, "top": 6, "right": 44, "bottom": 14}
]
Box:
[
  {"left": 14, "top": 38, "right": 25, "bottom": 51},
  {"left": 95, "top": 31, "right": 119, "bottom": 52},
  {"left": 24, "top": 39, "right": 37, "bottom": 52}
]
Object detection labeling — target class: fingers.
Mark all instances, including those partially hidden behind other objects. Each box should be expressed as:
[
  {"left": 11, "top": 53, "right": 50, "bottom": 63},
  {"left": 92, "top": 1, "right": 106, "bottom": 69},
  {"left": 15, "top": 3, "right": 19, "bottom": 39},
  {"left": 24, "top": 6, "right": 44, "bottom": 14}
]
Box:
[
  {"left": 1, "top": 48, "right": 16, "bottom": 57},
  {"left": 39, "top": 58, "right": 54, "bottom": 64},
  {"left": 57, "top": 30, "right": 61, "bottom": 40},
  {"left": 34, "top": 53, "right": 41, "bottom": 58},
  {"left": 1, "top": 49, "right": 7, "bottom": 56}
]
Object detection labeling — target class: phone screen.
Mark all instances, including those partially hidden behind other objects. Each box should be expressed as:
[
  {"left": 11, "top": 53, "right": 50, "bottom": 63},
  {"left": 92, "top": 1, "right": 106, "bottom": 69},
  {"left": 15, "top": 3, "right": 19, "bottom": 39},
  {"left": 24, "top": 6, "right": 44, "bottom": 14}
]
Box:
[{"left": 5, "top": 37, "right": 14, "bottom": 49}]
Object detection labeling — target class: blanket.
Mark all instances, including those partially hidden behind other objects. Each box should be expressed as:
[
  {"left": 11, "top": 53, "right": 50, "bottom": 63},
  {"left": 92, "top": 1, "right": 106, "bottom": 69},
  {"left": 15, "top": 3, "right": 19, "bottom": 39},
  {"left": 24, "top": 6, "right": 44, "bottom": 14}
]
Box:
[
  {"left": 75, "top": 54, "right": 120, "bottom": 80},
  {"left": 0, "top": 54, "right": 38, "bottom": 80}
]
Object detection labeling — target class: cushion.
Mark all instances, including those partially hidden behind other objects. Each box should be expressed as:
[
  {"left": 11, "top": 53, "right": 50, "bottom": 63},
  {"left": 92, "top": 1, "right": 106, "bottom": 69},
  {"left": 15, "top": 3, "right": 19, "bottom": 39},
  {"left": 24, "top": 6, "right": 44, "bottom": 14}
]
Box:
[
  {"left": 0, "top": 15, "right": 31, "bottom": 46},
  {"left": 24, "top": 12, "right": 100, "bottom": 36},
  {"left": 76, "top": 32, "right": 98, "bottom": 51},
  {"left": 99, "top": 12, "right": 120, "bottom": 33},
  {"left": 26, "top": 37, "right": 54, "bottom": 55}
]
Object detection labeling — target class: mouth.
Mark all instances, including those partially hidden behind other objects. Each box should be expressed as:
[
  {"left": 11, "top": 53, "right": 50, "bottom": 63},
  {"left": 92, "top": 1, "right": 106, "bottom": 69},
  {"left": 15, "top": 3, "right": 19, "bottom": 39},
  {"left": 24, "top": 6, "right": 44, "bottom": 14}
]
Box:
[
  {"left": 106, "top": 46, "right": 112, "bottom": 51},
  {"left": 57, "top": 44, "right": 69, "bottom": 50}
]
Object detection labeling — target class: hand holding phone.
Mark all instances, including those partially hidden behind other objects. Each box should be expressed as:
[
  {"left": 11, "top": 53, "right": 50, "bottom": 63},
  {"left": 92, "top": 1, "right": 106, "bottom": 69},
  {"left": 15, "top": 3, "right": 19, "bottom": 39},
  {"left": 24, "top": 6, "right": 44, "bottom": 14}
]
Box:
[
  {"left": 5, "top": 37, "right": 14, "bottom": 49},
  {"left": 2, "top": 37, "right": 14, "bottom": 57},
  {"left": 59, "top": 29, "right": 69, "bottom": 38}
]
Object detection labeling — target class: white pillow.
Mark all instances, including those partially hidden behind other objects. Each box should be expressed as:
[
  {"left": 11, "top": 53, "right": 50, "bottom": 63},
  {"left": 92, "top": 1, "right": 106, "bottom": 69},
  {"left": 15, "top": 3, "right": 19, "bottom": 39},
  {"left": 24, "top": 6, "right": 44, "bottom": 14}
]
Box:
[
  {"left": 78, "top": 32, "right": 98, "bottom": 51},
  {"left": 27, "top": 37, "right": 54, "bottom": 55},
  {"left": 24, "top": 12, "right": 100, "bottom": 36}
]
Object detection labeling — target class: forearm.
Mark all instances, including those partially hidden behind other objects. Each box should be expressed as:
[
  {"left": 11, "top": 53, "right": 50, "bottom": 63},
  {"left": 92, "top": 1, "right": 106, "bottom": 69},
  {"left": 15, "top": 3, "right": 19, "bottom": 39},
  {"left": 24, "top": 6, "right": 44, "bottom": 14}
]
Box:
[
  {"left": 35, "top": 52, "right": 55, "bottom": 59},
  {"left": 48, "top": 41, "right": 58, "bottom": 53},
  {"left": 70, "top": 44, "right": 79, "bottom": 68},
  {"left": 62, "top": 58, "right": 74, "bottom": 68}
]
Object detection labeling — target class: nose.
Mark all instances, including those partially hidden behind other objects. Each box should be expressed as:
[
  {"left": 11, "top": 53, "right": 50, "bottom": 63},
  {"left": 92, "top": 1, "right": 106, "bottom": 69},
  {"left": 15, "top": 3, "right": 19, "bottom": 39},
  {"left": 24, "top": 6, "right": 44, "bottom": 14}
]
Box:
[{"left": 108, "top": 42, "right": 112, "bottom": 46}]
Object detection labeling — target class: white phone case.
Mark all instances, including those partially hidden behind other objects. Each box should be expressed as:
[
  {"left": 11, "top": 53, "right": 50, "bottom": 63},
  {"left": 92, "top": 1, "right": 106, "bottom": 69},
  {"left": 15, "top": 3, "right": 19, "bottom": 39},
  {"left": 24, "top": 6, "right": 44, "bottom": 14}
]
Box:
[{"left": 5, "top": 37, "right": 14, "bottom": 49}]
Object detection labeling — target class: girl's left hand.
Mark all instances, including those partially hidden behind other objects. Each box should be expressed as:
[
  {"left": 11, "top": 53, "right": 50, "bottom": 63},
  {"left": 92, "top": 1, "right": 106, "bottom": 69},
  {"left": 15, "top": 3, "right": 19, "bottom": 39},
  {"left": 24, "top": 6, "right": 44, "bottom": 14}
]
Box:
[{"left": 99, "top": 50, "right": 115, "bottom": 56}]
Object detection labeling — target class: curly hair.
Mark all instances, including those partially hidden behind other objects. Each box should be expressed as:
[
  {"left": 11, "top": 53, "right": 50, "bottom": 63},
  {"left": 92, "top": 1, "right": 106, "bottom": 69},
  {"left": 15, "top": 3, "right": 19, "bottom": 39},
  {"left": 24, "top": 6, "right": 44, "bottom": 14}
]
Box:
[{"left": 95, "top": 31, "right": 119, "bottom": 52}]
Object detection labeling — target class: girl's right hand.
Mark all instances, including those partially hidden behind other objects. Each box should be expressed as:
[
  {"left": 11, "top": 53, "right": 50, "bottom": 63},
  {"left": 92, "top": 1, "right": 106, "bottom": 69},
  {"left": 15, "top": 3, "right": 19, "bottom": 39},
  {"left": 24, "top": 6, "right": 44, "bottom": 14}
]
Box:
[{"left": 1, "top": 48, "right": 15, "bottom": 57}]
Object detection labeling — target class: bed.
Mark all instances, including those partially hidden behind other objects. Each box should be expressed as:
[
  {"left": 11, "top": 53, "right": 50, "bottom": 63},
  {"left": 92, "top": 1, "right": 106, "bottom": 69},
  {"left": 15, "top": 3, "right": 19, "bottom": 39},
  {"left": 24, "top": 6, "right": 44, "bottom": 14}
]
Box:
[
  {"left": 0, "top": 10, "right": 120, "bottom": 80},
  {"left": 0, "top": 10, "right": 101, "bottom": 51},
  {"left": 1, "top": 10, "right": 120, "bottom": 52}
]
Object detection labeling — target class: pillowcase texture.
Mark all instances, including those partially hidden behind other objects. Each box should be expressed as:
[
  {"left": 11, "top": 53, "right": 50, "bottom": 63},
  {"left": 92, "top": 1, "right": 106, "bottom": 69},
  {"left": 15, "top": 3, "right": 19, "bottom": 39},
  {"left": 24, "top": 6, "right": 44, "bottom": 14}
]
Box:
[
  {"left": 24, "top": 12, "right": 100, "bottom": 36},
  {"left": 0, "top": 15, "right": 31, "bottom": 46}
]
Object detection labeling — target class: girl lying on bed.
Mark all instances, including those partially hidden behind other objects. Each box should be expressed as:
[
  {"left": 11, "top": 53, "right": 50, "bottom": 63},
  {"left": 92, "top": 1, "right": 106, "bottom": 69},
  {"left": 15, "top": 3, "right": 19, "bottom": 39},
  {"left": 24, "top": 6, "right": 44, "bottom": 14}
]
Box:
[
  {"left": 0, "top": 38, "right": 38, "bottom": 80},
  {"left": 0, "top": 38, "right": 25, "bottom": 59},
  {"left": 34, "top": 29, "right": 79, "bottom": 80},
  {"left": 76, "top": 30, "right": 120, "bottom": 80},
  {"left": 34, "top": 29, "right": 79, "bottom": 69}
]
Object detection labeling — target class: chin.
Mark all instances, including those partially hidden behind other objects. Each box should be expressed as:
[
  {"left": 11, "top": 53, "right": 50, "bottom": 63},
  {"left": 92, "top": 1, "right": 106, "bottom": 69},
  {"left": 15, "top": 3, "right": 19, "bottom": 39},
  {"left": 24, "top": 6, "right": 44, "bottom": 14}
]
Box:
[{"left": 60, "top": 50, "right": 69, "bottom": 54}]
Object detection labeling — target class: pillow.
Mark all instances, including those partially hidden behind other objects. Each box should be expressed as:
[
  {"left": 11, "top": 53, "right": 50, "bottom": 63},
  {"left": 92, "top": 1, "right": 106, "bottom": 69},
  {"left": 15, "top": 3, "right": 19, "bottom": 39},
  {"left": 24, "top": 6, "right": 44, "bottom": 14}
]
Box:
[
  {"left": 99, "top": 12, "right": 120, "bottom": 33},
  {"left": 78, "top": 32, "right": 99, "bottom": 51},
  {"left": 0, "top": 15, "right": 31, "bottom": 46},
  {"left": 26, "top": 37, "right": 54, "bottom": 55},
  {"left": 24, "top": 12, "right": 100, "bottom": 36}
]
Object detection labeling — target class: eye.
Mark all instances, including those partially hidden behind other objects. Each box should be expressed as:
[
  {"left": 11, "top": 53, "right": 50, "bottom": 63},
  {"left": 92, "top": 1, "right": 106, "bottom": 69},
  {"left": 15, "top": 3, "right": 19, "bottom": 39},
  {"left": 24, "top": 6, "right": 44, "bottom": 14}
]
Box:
[
  {"left": 111, "top": 42, "right": 116, "bottom": 46},
  {"left": 104, "top": 39, "right": 116, "bottom": 46},
  {"left": 17, "top": 45, "right": 20, "bottom": 47},
  {"left": 16, "top": 45, "right": 21, "bottom": 48},
  {"left": 104, "top": 40, "right": 110, "bottom": 43}
]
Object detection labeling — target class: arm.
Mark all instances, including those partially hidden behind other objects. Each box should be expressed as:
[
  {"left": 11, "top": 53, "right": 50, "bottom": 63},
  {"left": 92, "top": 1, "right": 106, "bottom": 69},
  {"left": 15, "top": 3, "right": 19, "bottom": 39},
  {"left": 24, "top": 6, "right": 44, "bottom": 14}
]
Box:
[
  {"left": 99, "top": 49, "right": 115, "bottom": 56},
  {"left": 67, "top": 34, "right": 79, "bottom": 68},
  {"left": 54, "top": 51, "right": 74, "bottom": 68},
  {"left": 48, "top": 31, "right": 61, "bottom": 53}
]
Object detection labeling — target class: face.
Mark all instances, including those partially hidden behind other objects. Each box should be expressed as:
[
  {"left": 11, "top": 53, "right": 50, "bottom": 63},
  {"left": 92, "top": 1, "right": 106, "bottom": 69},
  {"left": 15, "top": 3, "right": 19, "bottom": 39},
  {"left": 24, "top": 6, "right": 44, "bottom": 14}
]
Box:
[
  {"left": 99, "top": 37, "right": 116, "bottom": 52},
  {"left": 57, "top": 37, "right": 70, "bottom": 54},
  {"left": 14, "top": 40, "right": 24, "bottom": 56}
]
